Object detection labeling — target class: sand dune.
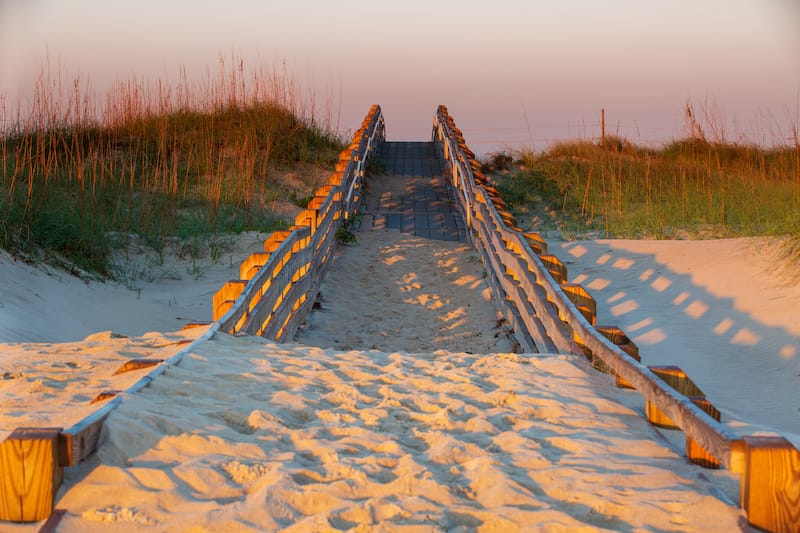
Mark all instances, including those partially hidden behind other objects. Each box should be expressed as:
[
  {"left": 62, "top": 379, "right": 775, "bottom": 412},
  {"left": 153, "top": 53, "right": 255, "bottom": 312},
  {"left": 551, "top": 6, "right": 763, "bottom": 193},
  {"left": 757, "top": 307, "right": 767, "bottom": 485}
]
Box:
[
  {"left": 0, "top": 232, "right": 270, "bottom": 343},
  {"left": 0, "top": 327, "right": 207, "bottom": 444}
]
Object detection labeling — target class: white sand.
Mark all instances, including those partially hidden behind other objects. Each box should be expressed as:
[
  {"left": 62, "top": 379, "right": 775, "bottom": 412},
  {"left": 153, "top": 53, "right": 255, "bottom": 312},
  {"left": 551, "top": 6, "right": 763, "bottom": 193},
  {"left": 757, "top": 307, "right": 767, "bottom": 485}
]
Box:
[
  {"left": 553, "top": 237, "right": 800, "bottom": 446},
  {"left": 0, "top": 232, "right": 270, "bottom": 343},
  {"left": 2, "top": 233, "right": 797, "bottom": 530},
  {"left": 24, "top": 336, "right": 744, "bottom": 531},
  {"left": 0, "top": 327, "right": 209, "bottom": 444},
  {"left": 296, "top": 229, "right": 515, "bottom": 354}
]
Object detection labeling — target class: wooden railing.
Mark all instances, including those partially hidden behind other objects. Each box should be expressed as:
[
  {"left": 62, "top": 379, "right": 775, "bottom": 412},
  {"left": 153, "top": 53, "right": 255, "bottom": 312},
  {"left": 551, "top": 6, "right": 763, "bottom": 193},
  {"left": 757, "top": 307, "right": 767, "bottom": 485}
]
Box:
[
  {"left": 212, "top": 104, "right": 384, "bottom": 340},
  {"left": 432, "top": 104, "right": 799, "bottom": 533},
  {"left": 0, "top": 105, "right": 385, "bottom": 524}
]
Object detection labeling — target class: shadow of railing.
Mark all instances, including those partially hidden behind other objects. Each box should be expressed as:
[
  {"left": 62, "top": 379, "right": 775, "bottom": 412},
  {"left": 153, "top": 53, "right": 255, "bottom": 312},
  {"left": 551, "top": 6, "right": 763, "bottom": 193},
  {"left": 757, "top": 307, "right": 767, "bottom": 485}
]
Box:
[{"left": 556, "top": 239, "right": 800, "bottom": 444}]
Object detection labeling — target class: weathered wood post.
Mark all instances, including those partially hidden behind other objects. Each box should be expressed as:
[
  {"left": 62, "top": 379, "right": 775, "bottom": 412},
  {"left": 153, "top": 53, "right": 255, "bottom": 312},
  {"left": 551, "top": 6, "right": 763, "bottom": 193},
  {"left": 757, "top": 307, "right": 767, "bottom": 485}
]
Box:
[
  {"left": 685, "top": 397, "right": 722, "bottom": 469},
  {"left": 211, "top": 280, "right": 247, "bottom": 324},
  {"left": 0, "top": 428, "right": 64, "bottom": 522},
  {"left": 735, "top": 436, "right": 800, "bottom": 533},
  {"left": 645, "top": 366, "right": 704, "bottom": 429}
]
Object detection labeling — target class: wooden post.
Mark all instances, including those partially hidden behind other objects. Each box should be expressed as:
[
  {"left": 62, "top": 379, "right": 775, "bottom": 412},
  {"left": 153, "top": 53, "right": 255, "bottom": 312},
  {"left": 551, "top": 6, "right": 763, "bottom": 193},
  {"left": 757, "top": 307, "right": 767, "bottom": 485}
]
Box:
[
  {"left": 0, "top": 428, "right": 64, "bottom": 522},
  {"left": 263, "top": 230, "right": 291, "bottom": 253},
  {"left": 685, "top": 397, "right": 721, "bottom": 469},
  {"left": 239, "top": 253, "right": 272, "bottom": 281},
  {"left": 212, "top": 280, "right": 247, "bottom": 322},
  {"left": 294, "top": 208, "right": 319, "bottom": 234},
  {"left": 601, "top": 108, "right": 605, "bottom": 145},
  {"left": 522, "top": 232, "right": 547, "bottom": 255},
  {"left": 593, "top": 325, "right": 640, "bottom": 388},
  {"left": 645, "top": 366, "right": 704, "bottom": 429},
  {"left": 561, "top": 283, "right": 597, "bottom": 326},
  {"left": 738, "top": 436, "right": 800, "bottom": 533},
  {"left": 538, "top": 255, "right": 568, "bottom": 284}
]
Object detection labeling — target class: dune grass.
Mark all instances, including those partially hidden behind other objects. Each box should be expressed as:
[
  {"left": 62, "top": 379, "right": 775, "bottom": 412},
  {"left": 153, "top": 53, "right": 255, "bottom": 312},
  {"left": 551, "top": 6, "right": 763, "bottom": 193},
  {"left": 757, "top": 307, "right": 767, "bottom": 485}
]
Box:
[
  {"left": 492, "top": 135, "right": 800, "bottom": 241},
  {"left": 1, "top": 60, "right": 344, "bottom": 278}
]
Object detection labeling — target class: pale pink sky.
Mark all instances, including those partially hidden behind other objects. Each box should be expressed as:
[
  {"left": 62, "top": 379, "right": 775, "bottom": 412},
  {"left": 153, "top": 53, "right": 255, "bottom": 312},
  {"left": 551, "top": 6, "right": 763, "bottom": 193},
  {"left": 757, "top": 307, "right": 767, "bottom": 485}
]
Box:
[{"left": 1, "top": 0, "right": 798, "bottom": 153}]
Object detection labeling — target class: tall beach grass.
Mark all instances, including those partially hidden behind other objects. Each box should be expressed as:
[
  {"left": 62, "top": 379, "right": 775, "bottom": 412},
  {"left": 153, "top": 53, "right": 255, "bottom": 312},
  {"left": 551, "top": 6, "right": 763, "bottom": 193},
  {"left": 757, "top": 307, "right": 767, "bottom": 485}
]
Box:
[
  {"left": 491, "top": 104, "right": 800, "bottom": 241},
  {"left": 1, "top": 57, "right": 344, "bottom": 277}
]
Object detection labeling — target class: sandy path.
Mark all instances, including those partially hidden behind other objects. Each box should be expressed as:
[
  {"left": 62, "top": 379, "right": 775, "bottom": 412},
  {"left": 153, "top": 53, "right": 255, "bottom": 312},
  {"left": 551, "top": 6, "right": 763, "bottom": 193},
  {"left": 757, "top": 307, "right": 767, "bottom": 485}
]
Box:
[
  {"left": 296, "top": 229, "right": 514, "bottom": 354},
  {"left": 17, "top": 334, "right": 742, "bottom": 532}
]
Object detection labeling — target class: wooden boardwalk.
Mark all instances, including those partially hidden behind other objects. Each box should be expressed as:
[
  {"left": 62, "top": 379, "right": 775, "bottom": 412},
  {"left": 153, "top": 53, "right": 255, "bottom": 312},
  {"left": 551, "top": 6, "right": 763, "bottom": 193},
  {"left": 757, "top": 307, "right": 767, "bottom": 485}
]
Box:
[
  {"left": 362, "top": 141, "right": 466, "bottom": 242},
  {"left": 2, "top": 105, "right": 797, "bottom": 533}
]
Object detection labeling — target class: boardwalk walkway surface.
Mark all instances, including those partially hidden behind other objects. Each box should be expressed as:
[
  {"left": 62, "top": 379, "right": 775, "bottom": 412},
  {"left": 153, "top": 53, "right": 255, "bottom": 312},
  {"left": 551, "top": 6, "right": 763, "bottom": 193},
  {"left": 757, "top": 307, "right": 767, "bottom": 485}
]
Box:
[
  {"left": 294, "top": 141, "right": 510, "bottom": 353},
  {"left": 363, "top": 142, "right": 466, "bottom": 242}
]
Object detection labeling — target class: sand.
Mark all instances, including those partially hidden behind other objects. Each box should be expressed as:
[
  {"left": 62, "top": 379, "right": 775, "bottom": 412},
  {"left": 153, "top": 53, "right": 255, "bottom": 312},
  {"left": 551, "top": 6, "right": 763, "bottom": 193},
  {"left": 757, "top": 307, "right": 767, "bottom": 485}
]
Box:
[
  {"left": 552, "top": 237, "right": 800, "bottom": 447},
  {"left": 295, "top": 229, "right": 515, "bottom": 354},
  {"left": 46, "top": 335, "right": 743, "bottom": 532},
  {"left": 1, "top": 232, "right": 797, "bottom": 530}
]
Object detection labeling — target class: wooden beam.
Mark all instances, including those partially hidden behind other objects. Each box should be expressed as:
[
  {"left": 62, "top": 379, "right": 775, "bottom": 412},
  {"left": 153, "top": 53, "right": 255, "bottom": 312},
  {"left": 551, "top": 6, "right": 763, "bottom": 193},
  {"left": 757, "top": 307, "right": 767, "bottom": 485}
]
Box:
[
  {"left": 474, "top": 203, "right": 562, "bottom": 352},
  {"left": 0, "top": 428, "right": 63, "bottom": 522},
  {"left": 474, "top": 198, "right": 577, "bottom": 353},
  {"left": 739, "top": 436, "right": 800, "bottom": 533},
  {"left": 112, "top": 359, "right": 163, "bottom": 376}
]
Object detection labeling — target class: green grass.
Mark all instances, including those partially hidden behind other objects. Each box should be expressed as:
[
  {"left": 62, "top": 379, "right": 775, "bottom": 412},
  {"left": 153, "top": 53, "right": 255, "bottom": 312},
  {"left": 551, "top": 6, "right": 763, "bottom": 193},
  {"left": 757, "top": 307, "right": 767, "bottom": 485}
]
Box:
[
  {"left": 1, "top": 61, "right": 345, "bottom": 277},
  {"left": 491, "top": 136, "right": 800, "bottom": 240}
]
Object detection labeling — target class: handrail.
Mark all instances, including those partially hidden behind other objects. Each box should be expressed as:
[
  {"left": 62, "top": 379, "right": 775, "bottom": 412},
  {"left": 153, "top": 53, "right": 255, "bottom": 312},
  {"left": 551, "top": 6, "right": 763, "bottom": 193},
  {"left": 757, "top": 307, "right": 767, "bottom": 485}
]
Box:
[
  {"left": 432, "top": 104, "right": 800, "bottom": 533},
  {"left": 214, "top": 105, "right": 384, "bottom": 339}
]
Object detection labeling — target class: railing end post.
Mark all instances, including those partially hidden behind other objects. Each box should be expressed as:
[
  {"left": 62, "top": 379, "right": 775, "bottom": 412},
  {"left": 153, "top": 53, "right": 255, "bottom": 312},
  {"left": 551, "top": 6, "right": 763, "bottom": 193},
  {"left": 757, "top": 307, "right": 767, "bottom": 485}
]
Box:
[
  {"left": 738, "top": 436, "right": 800, "bottom": 533},
  {"left": 0, "top": 428, "right": 64, "bottom": 522}
]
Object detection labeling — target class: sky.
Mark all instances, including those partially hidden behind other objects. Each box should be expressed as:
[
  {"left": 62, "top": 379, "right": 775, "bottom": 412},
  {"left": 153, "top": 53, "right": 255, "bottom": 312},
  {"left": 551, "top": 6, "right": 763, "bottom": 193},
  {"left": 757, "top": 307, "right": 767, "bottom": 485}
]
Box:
[{"left": 1, "top": 0, "right": 798, "bottom": 154}]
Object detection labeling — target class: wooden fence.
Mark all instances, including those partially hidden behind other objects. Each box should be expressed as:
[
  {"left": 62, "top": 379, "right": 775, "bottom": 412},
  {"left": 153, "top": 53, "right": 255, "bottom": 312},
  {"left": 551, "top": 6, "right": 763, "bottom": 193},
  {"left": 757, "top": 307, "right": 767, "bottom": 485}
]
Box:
[
  {"left": 0, "top": 105, "right": 385, "bottom": 524},
  {"left": 432, "top": 104, "right": 799, "bottom": 533},
  {"left": 212, "top": 104, "right": 385, "bottom": 340}
]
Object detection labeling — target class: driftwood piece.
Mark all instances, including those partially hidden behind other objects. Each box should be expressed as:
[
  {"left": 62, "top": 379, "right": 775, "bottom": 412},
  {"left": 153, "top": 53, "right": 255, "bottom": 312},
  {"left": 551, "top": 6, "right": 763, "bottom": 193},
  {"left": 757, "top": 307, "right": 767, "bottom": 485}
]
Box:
[{"left": 90, "top": 390, "right": 120, "bottom": 404}]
